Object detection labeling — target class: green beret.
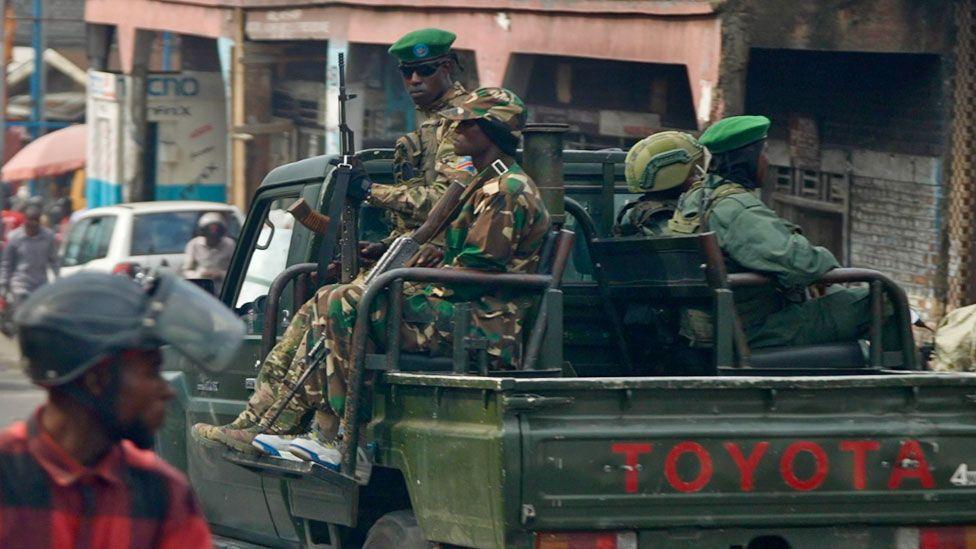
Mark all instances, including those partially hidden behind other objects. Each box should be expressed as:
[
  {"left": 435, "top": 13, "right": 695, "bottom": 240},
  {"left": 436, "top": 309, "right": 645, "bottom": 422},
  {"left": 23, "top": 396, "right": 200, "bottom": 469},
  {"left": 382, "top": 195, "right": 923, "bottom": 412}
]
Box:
[
  {"left": 388, "top": 28, "right": 456, "bottom": 64},
  {"left": 699, "top": 115, "right": 771, "bottom": 154}
]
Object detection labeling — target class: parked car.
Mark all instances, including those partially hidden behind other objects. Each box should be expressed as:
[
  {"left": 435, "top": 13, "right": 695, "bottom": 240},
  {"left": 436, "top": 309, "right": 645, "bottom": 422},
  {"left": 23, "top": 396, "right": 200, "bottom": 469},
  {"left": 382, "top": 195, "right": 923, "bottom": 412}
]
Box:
[{"left": 59, "top": 201, "right": 243, "bottom": 277}]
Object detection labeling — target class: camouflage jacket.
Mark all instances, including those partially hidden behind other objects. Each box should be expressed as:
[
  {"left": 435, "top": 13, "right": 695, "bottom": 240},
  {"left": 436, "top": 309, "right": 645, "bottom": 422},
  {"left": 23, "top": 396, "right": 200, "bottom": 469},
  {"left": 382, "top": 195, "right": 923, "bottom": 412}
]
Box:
[
  {"left": 367, "top": 82, "right": 469, "bottom": 242},
  {"left": 403, "top": 160, "right": 551, "bottom": 364}
]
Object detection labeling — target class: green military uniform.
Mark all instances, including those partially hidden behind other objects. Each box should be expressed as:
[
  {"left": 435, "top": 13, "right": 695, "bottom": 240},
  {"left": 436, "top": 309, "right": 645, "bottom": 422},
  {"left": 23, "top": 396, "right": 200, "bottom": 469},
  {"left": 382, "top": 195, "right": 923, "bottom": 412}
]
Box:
[
  {"left": 191, "top": 28, "right": 470, "bottom": 449},
  {"left": 614, "top": 131, "right": 706, "bottom": 237},
  {"left": 319, "top": 87, "right": 549, "bottom": 435},
  {"left": 370, "top": 81, "right": 468, "bottom": 242},
  {"left": 668, "top": 116, "right": 890, "bottom": 348}
]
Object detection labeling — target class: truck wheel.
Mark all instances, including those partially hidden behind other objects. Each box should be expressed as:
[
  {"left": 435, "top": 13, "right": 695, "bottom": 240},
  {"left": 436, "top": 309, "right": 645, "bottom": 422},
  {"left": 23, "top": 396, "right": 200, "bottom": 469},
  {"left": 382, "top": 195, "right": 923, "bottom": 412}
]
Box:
[{"left": 363, "top": 510, "right": 432, "bottom": 549}]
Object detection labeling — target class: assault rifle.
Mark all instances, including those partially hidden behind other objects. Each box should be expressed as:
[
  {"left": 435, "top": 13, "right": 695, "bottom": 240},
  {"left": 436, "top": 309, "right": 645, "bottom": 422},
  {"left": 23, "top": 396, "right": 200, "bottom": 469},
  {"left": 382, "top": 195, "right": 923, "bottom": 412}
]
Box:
[
  {"left": 288, "top": 52, "right": 360, "bottom": 287},
  {"left": 257, "top": 54, "right": 360, "bottom": 442}
]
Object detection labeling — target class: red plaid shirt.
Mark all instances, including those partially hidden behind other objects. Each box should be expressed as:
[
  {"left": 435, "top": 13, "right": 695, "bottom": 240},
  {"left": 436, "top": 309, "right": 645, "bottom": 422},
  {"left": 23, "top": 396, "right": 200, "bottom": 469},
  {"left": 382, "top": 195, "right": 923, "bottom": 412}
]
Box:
[{"left": 0, "top": 409, "right": 212, "bottom": 548}]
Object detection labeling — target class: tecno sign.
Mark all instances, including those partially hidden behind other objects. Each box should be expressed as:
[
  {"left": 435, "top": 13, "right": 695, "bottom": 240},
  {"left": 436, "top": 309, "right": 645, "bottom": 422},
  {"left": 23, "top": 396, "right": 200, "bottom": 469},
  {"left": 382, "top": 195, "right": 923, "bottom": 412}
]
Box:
[
  {"left": 148, "top": 76, "right": 200, "bottom": 98},
  {"left": 610, "top": 439, "right": 938, "bottom": 494}
]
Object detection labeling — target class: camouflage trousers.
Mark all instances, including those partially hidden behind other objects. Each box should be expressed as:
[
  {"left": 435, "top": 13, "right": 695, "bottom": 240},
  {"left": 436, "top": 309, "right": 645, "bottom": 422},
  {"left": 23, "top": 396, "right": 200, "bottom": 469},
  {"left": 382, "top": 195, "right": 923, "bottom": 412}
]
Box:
[
  {"left": 319, "top": 282, "right": 530, "bottom": 434},
  {"left": 236, "top": 283, "right": 342, "bottom": 439}
]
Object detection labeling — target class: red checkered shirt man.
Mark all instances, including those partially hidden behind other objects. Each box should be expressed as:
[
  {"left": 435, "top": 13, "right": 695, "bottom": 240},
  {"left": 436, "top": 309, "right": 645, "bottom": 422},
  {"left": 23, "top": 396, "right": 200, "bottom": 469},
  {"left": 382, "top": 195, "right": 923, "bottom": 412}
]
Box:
[{"left": 0, "top": 272, "right": 245, "bottom": 548}]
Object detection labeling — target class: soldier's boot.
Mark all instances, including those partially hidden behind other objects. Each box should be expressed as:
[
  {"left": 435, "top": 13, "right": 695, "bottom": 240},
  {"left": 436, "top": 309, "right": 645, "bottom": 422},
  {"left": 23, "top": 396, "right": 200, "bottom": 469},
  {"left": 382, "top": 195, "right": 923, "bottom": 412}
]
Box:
[
  {"left": 189, "top": 421, "right": 254, "bottom": 449},
  {"left": 215, "top": 426, "right": 264, "bottom": 455},
  {"left": 187, "top": 371, "right": 286, "bottom": 447}
]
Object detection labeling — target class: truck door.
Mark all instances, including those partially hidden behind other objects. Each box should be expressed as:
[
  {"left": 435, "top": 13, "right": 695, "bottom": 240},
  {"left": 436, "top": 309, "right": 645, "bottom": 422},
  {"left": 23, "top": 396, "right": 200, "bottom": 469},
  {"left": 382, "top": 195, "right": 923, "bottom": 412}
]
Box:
[{"left": 162, "top": 184, "right": 316, "bottom": 545}]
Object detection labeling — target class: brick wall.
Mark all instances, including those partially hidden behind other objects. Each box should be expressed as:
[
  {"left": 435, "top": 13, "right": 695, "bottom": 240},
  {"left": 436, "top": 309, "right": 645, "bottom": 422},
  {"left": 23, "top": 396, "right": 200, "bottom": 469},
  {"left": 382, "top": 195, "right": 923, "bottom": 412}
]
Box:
[{"left": 846, "top": 151, "right": 944, "bottom": 320}]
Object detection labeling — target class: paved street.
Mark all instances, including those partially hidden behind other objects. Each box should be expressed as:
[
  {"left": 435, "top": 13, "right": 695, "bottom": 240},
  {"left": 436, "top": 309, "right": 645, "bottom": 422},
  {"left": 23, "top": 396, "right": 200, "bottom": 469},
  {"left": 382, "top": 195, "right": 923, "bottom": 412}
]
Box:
[{"left": 0, "top": 334, "right": 43, "bottom": 427}]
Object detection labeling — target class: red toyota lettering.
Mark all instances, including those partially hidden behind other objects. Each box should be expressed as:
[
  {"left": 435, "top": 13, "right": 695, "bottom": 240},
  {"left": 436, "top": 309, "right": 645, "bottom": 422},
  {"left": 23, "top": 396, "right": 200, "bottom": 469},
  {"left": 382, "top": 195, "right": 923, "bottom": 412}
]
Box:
[
  {"left": 840, "top": 440, "right": 881, "bottom": 490},
  {"left": 888, "top": 439, "right": 935, "bottom": 489},
  {"left": 611, "top": 443, "right": 652, "bottom": 494},
  {"left": 664, "top": 441, "right": 713, "bottom": 493},
  {"left": 724, "top": 442, "right": 770, "bottom": 492},
  {"left": 780, "top": 441, "right": 829, "bottom": 491}
]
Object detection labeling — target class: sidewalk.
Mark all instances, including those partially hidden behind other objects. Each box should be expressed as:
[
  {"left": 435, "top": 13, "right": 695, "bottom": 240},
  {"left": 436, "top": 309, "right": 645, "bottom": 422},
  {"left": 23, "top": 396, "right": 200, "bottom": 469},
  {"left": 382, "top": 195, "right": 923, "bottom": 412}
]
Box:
[{"left": 0, "top": 334, "right": 33, "bottom": 391}]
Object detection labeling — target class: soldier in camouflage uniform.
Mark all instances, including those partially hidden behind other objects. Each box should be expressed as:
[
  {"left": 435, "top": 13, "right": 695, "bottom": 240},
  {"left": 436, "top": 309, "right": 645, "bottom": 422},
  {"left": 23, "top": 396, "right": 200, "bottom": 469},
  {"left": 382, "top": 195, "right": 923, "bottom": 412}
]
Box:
[
  {"left": 191, "top": 28, "right": 472, "bottom": 454},
  {"left": 614, "top": 131, "right": 709, "bottom": 236},
  {"left": 283, "top": 87, "right": 551, "bottom": 467},
  {"left": 668, "top": 115, "right": 902, "bottom": 349},
  {"left": 368, "top": 27, "right": 470, "bottom": 249}
]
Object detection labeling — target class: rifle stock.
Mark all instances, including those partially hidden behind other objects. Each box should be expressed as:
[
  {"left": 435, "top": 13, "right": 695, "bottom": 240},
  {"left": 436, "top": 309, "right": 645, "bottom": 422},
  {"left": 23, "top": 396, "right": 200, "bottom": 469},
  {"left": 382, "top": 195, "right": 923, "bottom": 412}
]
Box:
[{"left": 288, "top": 198, "right": 331, "bottom": 234}]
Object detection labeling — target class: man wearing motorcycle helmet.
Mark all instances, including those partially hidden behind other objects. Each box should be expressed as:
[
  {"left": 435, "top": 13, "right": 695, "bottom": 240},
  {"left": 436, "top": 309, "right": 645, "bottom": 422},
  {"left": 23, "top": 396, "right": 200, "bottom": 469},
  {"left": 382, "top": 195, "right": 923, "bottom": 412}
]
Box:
[
  {"left": 183, "top": 211, "right": 235, "bottom": 295},
  {"left": 0, "top": 272, "right": 244, "bottom": 547}
]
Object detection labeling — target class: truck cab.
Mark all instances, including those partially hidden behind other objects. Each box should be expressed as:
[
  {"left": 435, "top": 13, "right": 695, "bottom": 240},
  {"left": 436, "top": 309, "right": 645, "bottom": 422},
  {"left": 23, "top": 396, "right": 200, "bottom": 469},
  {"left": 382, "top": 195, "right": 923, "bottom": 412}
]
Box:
[{"left": 157, "top": 127, "right": 976, "bottom": 549}]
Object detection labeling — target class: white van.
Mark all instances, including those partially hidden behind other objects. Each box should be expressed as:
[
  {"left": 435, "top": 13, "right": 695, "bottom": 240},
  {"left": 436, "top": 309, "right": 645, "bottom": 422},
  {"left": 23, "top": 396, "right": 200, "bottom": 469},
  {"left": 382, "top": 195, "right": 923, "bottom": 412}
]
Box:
[{"left": 59, "top": 201, "right": 243, "bottom": 277}]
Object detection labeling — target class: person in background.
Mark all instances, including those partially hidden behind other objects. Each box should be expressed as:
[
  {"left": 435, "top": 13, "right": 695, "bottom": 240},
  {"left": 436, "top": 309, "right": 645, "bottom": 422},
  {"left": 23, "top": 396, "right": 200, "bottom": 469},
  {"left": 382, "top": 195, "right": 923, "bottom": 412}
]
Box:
[
  {"left": 0, "top": 204, "right": 58, "bottom": 307},
  {"left": 182, "top": 212, "right": 235, "bottom": 295}
]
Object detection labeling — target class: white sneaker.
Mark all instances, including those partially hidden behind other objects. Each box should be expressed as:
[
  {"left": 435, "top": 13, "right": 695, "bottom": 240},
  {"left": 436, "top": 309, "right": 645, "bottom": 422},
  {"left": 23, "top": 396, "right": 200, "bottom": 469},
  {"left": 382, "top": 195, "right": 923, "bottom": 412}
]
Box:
[
  {"left": 287, "top": 437, "right": 342, "bottom": 471},
  {"left": 251, "top": 434, "right": 303, "bottom": 461},
  {"left": 288, "top": 437, "right": 374, "bottom": 483}
]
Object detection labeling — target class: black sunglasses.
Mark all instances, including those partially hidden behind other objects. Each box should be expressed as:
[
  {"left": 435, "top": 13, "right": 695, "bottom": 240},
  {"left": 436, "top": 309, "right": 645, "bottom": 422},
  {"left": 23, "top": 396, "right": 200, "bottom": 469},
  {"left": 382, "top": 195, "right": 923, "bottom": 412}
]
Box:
[{"left": 399, "top": 62, "right": 443, "bottom": 79}]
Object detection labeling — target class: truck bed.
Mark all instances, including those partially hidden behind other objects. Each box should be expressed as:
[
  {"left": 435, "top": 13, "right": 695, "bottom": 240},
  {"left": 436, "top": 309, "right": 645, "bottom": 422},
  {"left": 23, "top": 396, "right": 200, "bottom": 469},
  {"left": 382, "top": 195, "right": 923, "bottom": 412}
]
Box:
[{"left": 374, "top": 372, "right": 976, "bottom": 547}]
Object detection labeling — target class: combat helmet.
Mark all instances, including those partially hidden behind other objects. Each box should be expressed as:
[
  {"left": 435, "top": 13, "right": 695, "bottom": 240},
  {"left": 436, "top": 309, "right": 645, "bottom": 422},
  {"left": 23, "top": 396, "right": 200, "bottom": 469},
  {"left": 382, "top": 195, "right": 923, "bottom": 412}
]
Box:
[
  {"left": 625, "top": 131, "right": 708, "bottom": 193},
  {"left": 16, "top": 272, "right": 244, "bottom": 386}
]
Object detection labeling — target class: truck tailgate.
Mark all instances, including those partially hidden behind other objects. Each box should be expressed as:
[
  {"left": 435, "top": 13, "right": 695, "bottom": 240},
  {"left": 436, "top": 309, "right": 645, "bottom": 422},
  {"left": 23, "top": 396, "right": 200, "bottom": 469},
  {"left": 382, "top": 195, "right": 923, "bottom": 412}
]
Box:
[{"left": 515, "top": 374, "right": 976, "bottom": 531}]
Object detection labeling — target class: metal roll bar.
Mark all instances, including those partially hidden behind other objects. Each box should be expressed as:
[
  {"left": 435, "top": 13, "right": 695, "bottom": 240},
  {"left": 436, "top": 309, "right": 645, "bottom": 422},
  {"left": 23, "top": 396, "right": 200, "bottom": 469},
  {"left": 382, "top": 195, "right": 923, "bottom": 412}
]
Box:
[
  {"left": 727, "top": 268, "right": 917, "bottom": 370},
  {"left": 261, "top": 262, "right": 318, "bottom": 359},
  {"left": 340, "top": 267, "right": 553, "bottom": 476}
]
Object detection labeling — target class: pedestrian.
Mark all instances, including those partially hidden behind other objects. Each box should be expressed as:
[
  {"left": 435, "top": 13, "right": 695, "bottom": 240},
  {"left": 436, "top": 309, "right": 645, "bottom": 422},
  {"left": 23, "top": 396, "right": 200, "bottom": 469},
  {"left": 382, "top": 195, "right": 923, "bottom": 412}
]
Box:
[
  {"left": 0, "top": 271, "right": 245, "bottom": 548},
  {"left": 615, "top": 131, "right": 709, "bottom": 236},
  {"left": 667, "top": 115, "right": 902, "bottom": 349},
  {"left": 0, "top": 204, "right": 59, "bottom": 307},
  {"left": 191, "top": 27, "right": 473, "bottom": 455},
  {"left": 182, "top": 212, "right": 236, "bottom": 295}
]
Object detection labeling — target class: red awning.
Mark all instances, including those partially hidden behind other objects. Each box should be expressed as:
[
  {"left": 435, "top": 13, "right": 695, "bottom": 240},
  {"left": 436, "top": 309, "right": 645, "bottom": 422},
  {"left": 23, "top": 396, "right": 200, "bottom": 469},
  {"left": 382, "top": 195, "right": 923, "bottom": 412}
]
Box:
[{"left": 1, "top": 123, "right": 86, "bottom": 182}]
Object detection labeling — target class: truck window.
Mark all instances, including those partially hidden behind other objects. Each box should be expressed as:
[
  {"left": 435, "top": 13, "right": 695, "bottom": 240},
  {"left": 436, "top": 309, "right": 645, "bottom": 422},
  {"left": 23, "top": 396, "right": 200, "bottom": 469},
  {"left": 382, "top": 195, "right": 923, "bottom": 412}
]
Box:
[
  {"left": 61, "top": 215, "right": 117, "bottom": 267},
  {"left": 236, "top": 198, "right": 296, "bottom": 308},
  {"left": 130, "top": 210, "right": 240, "bottom": 256}
]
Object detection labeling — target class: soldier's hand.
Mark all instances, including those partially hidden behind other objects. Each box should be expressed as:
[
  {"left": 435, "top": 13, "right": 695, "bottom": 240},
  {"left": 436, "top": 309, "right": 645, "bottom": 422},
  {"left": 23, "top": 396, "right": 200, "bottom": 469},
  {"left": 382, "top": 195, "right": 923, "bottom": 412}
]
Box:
[
  {"left": 405, "top": 243, "right": 444, "bottom": 268},
  {"left": 359, "top": 241, "right": 388, "bottom": 260},
  {"left": 809, "top": 282, "right": 831, "bottom": 299},
  {"left": 334, "top": 156, "right": 372, "bottom": 201},
  {"left": 324, "top": 260, "right": 342, "bottom": 283}
]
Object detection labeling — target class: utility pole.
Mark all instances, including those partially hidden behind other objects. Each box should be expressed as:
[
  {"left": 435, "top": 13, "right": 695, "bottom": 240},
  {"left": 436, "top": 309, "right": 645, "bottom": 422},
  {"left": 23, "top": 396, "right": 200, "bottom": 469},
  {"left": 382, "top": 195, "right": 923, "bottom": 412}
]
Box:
[
  {"left": 123, "top": 30, "right": 152, "bottom": 202},
  {"left": 29, "top": 0, "right": 42, "bottom": 140},
  {"left": 0, "top": 0, "right": 7, "bottom": 211}
]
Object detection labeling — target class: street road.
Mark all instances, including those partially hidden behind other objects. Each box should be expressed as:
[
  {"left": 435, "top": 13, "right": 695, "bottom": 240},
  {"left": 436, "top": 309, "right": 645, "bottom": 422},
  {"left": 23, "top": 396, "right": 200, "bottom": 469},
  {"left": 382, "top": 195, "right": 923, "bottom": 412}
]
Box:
[{"left": 0, "top": 334, "right": 43, "bottom": 427}]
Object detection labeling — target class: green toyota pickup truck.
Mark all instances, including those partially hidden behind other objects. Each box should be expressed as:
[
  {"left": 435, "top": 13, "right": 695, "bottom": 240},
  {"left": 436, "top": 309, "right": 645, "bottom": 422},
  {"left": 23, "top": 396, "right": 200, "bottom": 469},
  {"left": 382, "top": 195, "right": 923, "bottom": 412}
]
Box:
[{"left": 157, "top": 125, "right": 976, "bottom": 549}]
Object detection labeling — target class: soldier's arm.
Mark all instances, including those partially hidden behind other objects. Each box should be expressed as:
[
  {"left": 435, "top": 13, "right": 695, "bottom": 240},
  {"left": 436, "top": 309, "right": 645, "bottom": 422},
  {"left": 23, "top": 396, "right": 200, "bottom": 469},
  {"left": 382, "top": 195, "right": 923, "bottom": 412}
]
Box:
[
  {"left": 367, "top": 134, "right": 457, "bottom": 224},
  {"left": 709, "top": 201, "right": 839, "bottom": 289}
]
